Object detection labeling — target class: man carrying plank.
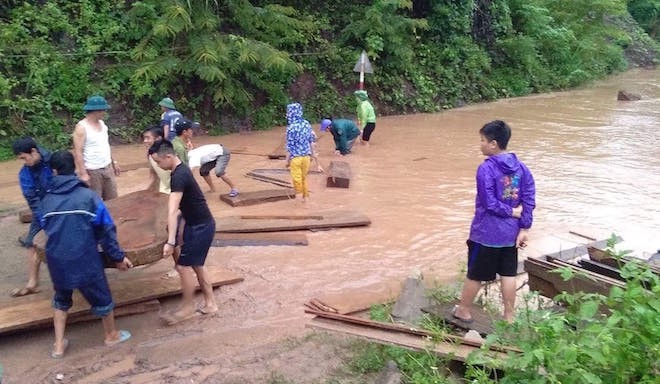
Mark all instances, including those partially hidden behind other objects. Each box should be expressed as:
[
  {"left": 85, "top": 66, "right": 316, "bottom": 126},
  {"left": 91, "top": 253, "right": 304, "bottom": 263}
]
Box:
[
  {"left": 149, "top": 140, "right": 219, "bottom": 324},
  {"left": 38, "top": 151, "right": 133, "bottom": 358}
]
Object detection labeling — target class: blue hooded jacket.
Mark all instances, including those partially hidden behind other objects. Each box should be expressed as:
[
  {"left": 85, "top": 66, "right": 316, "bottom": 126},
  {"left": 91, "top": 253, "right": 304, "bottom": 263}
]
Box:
[
  {"left": 469, "top": 153, "right": 536, "bottom": 247},
  {"left": 18, "top": 146, "right": 53, "bottom": 213},
  {"left": 39, "top": 175, "right": 124, "bottom": 290},
  {"left": 285, "top": 103, "right": 314, "bottom": 158}
]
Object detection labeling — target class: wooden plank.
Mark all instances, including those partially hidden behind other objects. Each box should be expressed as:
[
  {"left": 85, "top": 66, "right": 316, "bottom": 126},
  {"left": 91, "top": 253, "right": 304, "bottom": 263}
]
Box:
[
  {"left": 326, "top": 161, "right": 351, "bottom": 188},
  {"left": 245, "top": 172, "right": 293, "bottom": 188},
  {"left": 267, "top": 141, "right": 287, "bottom": 159},
  {"left": 219, "top": 189, "right": 295, "bottom": 207},
  {"left": 524, "top": 258, "right": 621, "bottom": 299},
  {"left": 307, "top": 317, "right": 475, "bottom": 362},
  {"left": 0, "top": 266, "right": 242, "bottom": 335},
  {"left": 578, "top": 259, "right": 623, "bottom": 281},
  {"left": 250, "top": 168, "right": 323, "bottom": 175},
  {"left": 421, "top": 301, "right": 497, "bottom": 336},
  {"left": 304, "top": 308, "right": 518, "bottom": 353},
  {"left": 212, "top": 232, "right": 308, "bottom": 246},
  {"left": 216, "top": 210, "right": 371, "bottom": 233},
  {"left": 306, "top": 317, "right": 511, "bottom": 362},
  {"left": 72, "top": 299, "right": 160, "bottom": 324}
]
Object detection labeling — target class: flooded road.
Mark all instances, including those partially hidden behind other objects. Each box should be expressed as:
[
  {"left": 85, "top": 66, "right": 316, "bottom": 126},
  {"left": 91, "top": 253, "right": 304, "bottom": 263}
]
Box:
[{"left": 0, "top": 68, "right": 658, "bottom": 382}]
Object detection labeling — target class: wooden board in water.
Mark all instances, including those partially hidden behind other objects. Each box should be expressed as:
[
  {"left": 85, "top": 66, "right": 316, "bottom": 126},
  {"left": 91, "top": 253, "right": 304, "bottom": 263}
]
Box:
[
  {"left": 220, "top": 189, "right": 295, "bottom": 207},
  {"left": 216, "top": 210, "right": 371, "bottom": 233},
  {"left": 0, "top": 266, "right": 242, "bottom": 335},
  {"left": 213, "top": 232, "right": 308, "bottom": 246}
]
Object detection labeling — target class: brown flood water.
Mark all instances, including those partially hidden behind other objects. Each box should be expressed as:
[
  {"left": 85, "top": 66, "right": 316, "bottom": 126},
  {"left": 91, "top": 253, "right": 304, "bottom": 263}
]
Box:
[{"left": 0, "top": 68, "right": 658, "bottom": 382}]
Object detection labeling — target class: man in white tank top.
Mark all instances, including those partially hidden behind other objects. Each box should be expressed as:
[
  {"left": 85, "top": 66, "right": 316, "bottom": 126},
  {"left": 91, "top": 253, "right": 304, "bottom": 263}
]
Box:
[{"left": 72, "top": 96, "right": 121, "bottom": 200}]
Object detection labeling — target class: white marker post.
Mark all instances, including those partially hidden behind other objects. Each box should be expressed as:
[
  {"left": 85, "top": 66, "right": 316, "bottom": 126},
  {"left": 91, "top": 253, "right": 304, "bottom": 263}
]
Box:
[{"left": 353, "top": 50, "right": 373, "bottom": 90}]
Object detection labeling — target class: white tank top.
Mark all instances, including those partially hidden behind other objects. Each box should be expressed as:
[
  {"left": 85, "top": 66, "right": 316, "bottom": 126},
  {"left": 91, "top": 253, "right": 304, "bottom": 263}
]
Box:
[{"left": 82, "top": 120, "right": 112, "bottom": 170}]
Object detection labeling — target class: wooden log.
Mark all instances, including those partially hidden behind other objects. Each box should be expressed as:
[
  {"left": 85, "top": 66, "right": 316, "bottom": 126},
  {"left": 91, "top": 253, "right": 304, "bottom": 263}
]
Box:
[
  {"left": 34, "top": 190, "right": 170, "bottom": 267},
  {"left": 212, "top": 232, "right": 308, "bottom": 247},
  {"left": 216, "top": 210, "right": 371, "bottom": 233},
  {"left": 326, "top": 161, "right": 351, "bottom": 188},
  {"left": 0, "top": 266, "right": 242, "bottom": 335},
  {"left": 220, "top": 189, "right": 295, "bottom": 207}
]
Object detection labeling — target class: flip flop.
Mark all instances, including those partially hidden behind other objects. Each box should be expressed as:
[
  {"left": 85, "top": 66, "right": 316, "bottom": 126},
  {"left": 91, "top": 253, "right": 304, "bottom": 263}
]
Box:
[
  {"left": 451, "top": 305, "right": 474, "bottom": 324},
  {"left": 51, "top": 338, "right": 69, "bottom": 359},
  {"left": 105, "top": 330, "right": 131, "bottom": 346},
  {"left": 10, "top": 286, "right": 41, "bottom": 297},
  {"left": 160, "top": 310, "right": 199, "bottom": 326},
  {"left": 196, "top": 306, "right": 219, "bottom": 315}
]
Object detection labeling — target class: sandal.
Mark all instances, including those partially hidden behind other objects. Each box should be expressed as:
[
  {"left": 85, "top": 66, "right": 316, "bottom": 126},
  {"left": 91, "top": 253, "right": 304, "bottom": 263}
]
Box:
[
  {"left": 451, "top": 305, "right": 474, "bottom": 324},
  {"left": 228, "top": 189, "right": 239, "bottom": 198},
  {"left": 10, "top": 286, "right": 41, "bottom": 297},
  {"left": 105, "top": 330, "right": 131, "bottom": 346}
]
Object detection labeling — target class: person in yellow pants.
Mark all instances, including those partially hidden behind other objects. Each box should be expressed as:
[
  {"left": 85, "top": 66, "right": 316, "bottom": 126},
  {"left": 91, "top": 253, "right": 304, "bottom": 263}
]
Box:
[{"left": 285, "top": 103, "right": 315, "bottom": 202}]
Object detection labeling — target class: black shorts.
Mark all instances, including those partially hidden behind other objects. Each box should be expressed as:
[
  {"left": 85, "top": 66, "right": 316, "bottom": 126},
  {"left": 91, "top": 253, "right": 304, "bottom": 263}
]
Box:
[
  {"left": 178, "top": 220, "right": 216, "bottom": 267},
  {"left": 466, "top": 239, "right": 518, "bottom": 281}
]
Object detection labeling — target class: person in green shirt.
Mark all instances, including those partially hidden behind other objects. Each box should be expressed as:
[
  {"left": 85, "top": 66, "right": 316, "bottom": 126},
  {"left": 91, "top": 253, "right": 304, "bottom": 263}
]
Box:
[
  {"left": 354, "top": 90, "right": 376, "bottom": 146},
  {"left": 320, "top": 118, "right": 361, "bottom": 156},
  {"left": 172, "top": 119, "right": 193, "bottom": 165}
]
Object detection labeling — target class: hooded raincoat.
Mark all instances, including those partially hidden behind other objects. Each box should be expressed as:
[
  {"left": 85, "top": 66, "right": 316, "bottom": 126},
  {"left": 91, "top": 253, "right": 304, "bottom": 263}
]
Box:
[
  {"left": 285, "top": 103, "right": 313, "bottom": 158},
  {"left": 469, "top": 153, "right": 535, "bottom": 247},
  {"left": 39, "top": 175, "right": 124, "bottom": 290}
]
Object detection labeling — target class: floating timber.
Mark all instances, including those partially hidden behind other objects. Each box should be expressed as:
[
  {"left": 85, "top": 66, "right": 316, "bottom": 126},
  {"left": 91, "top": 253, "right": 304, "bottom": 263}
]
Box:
[
  {"left": 216, "top": 210, "right": 371, "bottom": 233},
  {"left": 0, "top": 266, "right": 242, "bottom": 335},
  {"left": 220, "top": 189, "right": 295, "bottom": 207}
]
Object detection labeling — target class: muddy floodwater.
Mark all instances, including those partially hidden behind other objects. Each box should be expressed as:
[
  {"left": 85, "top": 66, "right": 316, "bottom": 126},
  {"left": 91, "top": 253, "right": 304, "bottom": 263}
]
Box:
[{"left": 0, "top": 68, "right": 658, "bottom": 383}]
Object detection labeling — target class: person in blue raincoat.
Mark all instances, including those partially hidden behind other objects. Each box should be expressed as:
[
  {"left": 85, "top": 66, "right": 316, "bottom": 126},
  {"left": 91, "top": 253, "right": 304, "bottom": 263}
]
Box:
[
  {"left": 39, "top": 151, "right": 133, "bottom": 358},
  {"left": 11, "top": 137, "right": 53, "bottom": 297}
]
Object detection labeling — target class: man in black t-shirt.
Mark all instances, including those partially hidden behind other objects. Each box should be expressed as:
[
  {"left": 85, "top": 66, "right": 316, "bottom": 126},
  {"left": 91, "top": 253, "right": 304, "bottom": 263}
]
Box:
[{"left": 149, "top": 140, "right": 219, "bottom": 324}]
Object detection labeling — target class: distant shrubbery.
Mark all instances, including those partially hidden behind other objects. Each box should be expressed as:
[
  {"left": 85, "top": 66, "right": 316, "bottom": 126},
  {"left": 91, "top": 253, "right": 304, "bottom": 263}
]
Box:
[{"left": 0, "top": 0, "right": 657, "bottom": 159}]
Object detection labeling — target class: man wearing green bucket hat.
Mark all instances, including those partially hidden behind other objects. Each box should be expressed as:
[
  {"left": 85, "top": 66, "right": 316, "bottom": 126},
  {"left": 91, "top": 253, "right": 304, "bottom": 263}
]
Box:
[
  {"left": 72, "top": 95, "right": 120, "bottom": 201},
  {"left": 354, "top": 90, "right": 376, "bottom": 146},
  {"left": 159, "top": 97, "right": 183, "bottom": 141}
]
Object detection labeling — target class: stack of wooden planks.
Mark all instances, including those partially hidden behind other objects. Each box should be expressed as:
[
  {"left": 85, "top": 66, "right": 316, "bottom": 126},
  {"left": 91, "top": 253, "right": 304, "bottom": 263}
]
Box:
[
  {"left": 305, "top": 307, "right": 516, "bottom": 363},
  {"left": 524, "top": 232, "right": 657, "bottom": 300}
]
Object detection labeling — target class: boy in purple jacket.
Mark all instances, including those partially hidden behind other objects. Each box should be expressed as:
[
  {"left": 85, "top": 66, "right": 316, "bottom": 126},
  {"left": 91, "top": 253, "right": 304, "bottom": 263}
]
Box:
[{"left": 453, "top": 120, "right": 536, "bottom": 323}]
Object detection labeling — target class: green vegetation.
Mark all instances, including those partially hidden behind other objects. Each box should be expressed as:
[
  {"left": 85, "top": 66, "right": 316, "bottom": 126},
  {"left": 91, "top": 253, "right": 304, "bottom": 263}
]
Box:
[
  {"left": 345, "top": 236, "right": 659, "bottom": 383},
  {"left": 0, "top": 0, "right": 657, "bottom": 158}
]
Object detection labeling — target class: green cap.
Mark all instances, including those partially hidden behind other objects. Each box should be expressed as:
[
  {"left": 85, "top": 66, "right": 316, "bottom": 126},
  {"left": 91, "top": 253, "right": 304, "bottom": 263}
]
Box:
[
  {"left": 83, "top": 95, "right": 111, "bottom": 112},
  {"left": 158, "top": 97, "right": 176, "bottom": 110}
]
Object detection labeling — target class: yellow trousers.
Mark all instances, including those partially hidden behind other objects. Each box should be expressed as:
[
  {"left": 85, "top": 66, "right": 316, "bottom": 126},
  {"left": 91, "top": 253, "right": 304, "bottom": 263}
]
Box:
[{"left": 289, "top": 156, "right": 311, "bottom": 198}]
